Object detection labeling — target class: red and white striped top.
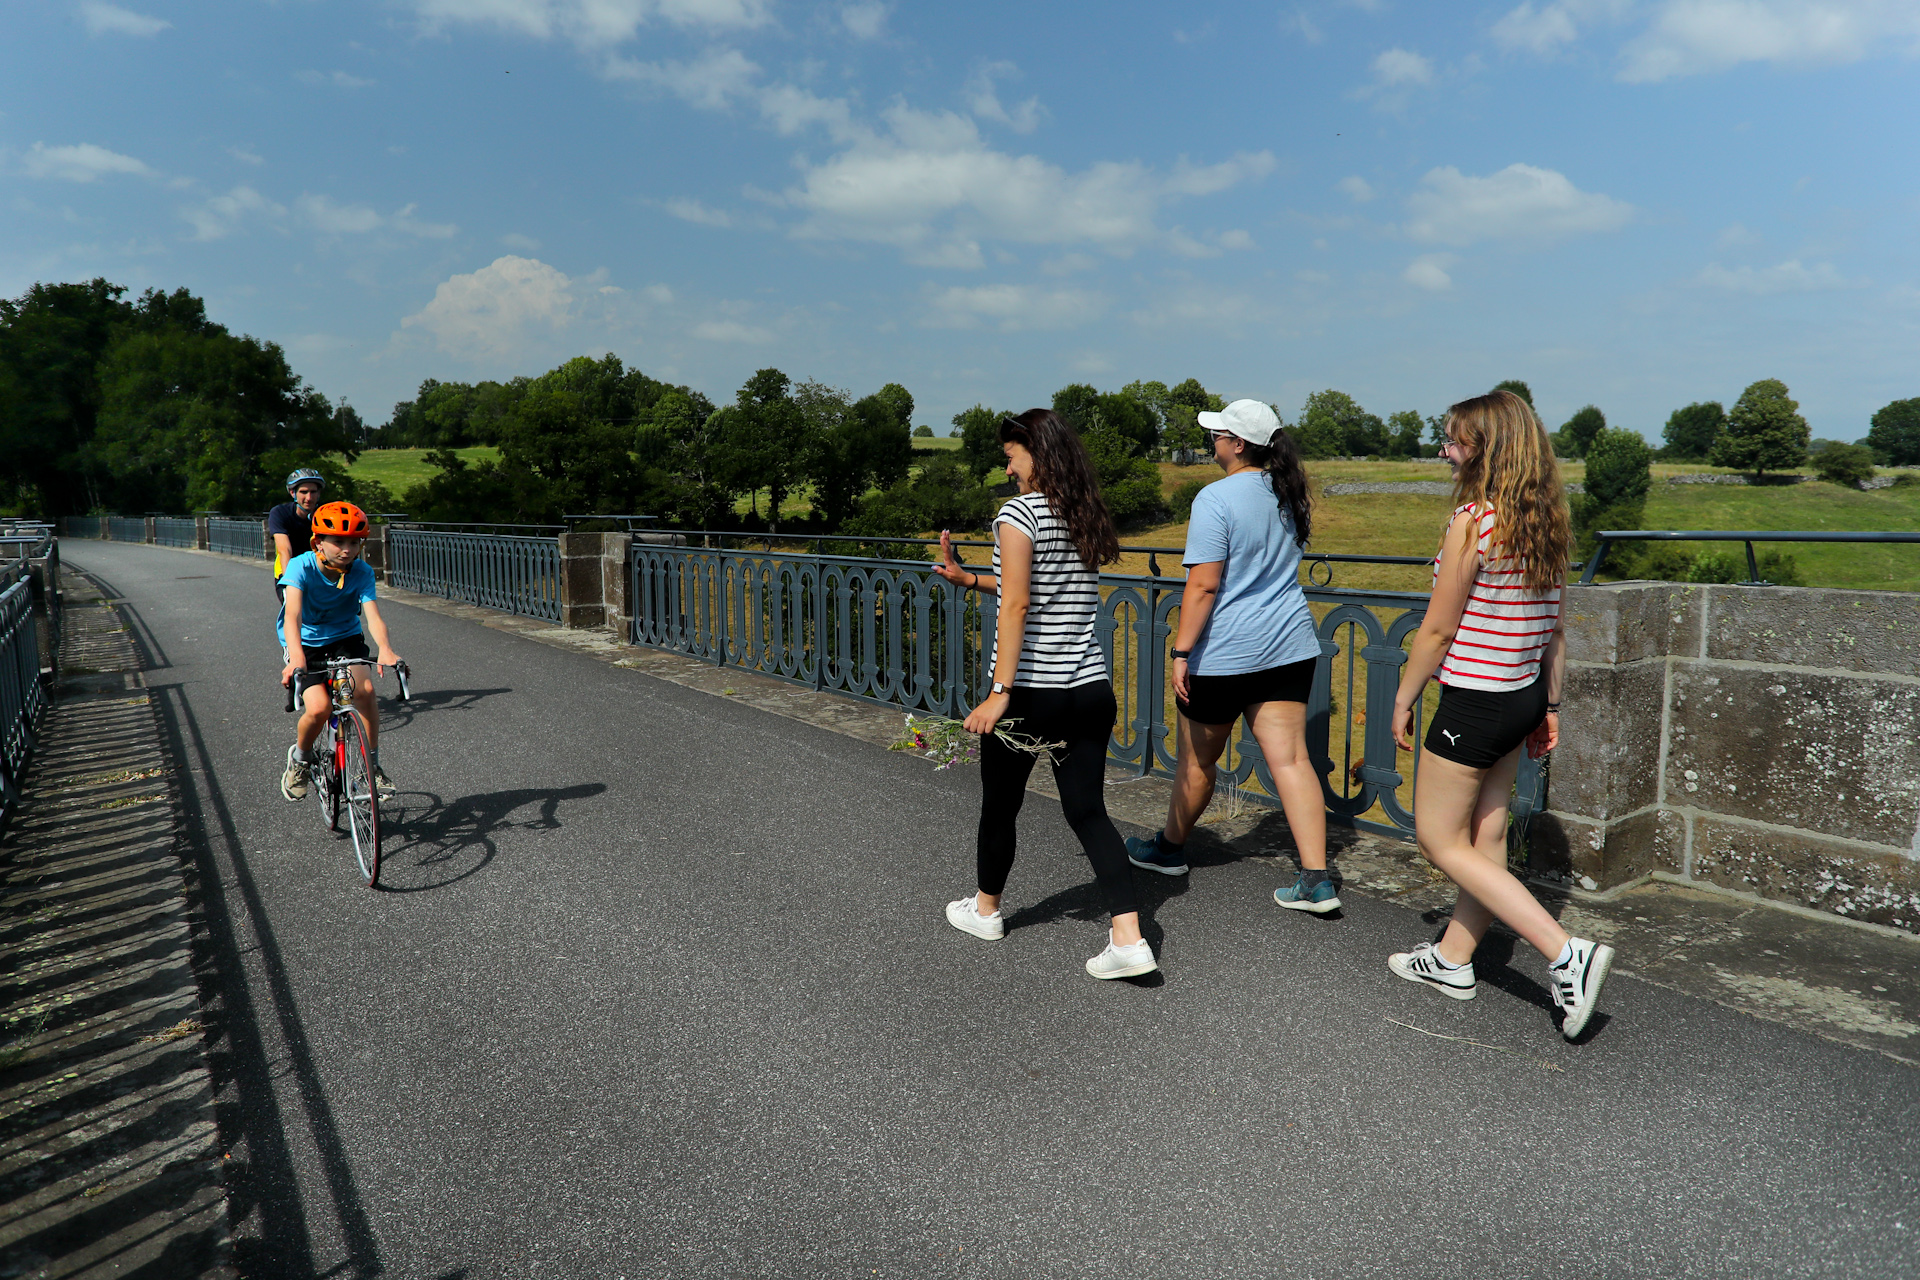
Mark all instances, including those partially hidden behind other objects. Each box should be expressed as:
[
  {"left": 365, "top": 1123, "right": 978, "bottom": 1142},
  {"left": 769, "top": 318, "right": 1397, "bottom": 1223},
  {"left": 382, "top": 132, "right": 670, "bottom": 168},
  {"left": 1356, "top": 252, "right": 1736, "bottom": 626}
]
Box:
[{"left": 1432, "top": 502, "right": 1561, "bottom": 691}]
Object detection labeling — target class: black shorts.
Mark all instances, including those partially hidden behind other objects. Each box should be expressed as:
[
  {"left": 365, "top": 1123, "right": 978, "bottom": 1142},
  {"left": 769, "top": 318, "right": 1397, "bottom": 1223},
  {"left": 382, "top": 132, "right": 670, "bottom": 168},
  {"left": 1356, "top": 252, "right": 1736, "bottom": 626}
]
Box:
[
  {"left": 1176, "top": 656, "right": 1317, "bottom": 727},
  {"left": 1424, "top": 678, "right": 1548, "bottom": 768},
  {"left": 292, "top": 634, "right": 369, "bottom": 698}
]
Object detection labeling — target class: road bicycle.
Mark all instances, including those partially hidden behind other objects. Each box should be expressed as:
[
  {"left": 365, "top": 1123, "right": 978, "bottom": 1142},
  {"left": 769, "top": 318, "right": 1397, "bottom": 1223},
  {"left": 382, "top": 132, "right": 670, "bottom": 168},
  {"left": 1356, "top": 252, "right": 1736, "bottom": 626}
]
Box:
[{"left": 285, "top": 656, "right": 411, "bottom": 887}]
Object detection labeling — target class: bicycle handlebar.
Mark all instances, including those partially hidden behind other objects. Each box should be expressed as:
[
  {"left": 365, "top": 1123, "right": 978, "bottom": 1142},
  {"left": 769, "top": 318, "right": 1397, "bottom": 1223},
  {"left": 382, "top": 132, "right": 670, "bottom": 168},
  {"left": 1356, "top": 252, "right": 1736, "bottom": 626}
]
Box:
[{"left": 283, "top": 657, "right": 414, "bottom": 712}]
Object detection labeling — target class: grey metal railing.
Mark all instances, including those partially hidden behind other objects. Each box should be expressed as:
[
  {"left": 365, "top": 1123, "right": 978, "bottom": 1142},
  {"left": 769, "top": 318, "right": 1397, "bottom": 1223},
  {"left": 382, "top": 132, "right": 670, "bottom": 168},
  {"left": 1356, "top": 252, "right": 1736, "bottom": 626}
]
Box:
[
  {"left": 59, "top": 517, "right": 102, "bottom": 539},
  {"left": 628, "top": 538, "right": 1541, "bottom": 842},
  {"left": 387, "top": 527, "right": 561, "bottom": 622},
  {"left": 1582, "top": 529, "right": 1920, "bottom": 584},
  {"left": 209, "top": 517, "right": 266, "bottom": 559},
  {"left": 107, "top": 516, "right": 146, "bottom": 542},
  {"left": 0, "top": 564, "right": 50, "bottom": 832},
  {"left": 155, "top": 517, "right": 197, "bottom": 548}
]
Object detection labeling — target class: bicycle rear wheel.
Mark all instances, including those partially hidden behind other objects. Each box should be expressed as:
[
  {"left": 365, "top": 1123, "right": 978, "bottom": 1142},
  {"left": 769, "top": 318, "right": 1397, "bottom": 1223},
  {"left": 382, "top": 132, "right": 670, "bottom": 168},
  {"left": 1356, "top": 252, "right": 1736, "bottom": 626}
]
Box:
[{"left": 338, "top": 709, "right": 382, "bottom": 887}]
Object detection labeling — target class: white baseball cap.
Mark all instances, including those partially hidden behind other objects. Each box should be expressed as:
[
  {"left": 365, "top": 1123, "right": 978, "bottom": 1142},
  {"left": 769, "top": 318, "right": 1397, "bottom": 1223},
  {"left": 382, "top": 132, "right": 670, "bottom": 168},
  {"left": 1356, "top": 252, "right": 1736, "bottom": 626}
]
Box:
[{"left": 1195, "top": 399, "right": 1281, "bottom": 447}]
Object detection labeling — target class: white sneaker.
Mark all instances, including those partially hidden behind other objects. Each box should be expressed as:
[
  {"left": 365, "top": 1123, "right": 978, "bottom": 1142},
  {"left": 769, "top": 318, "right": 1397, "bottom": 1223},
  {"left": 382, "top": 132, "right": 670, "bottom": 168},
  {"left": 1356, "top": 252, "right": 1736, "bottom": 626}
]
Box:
[
  {"left": 945, "top": 896, "right": 1005, "bottom": 941},
  {"left": 1387, "top": 940, "right": 1477, "bottom": 1000},
  {"left": 280, "top": 746, "right": 310, "bottom": 802},
  {"left": 1550, "top": 937, "right": 1615, "bottom": 1040},
  {"left": 1085, "top": 936, "right": 1158, "bottom": 980}
]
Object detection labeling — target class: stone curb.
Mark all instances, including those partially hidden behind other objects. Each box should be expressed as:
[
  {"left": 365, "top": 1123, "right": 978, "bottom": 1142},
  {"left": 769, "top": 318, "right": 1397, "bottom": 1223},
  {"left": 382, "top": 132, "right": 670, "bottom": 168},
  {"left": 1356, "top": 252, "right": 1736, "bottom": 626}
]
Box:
[{"left": 0, "top": 572, "right": 234, "bottom": 1279}]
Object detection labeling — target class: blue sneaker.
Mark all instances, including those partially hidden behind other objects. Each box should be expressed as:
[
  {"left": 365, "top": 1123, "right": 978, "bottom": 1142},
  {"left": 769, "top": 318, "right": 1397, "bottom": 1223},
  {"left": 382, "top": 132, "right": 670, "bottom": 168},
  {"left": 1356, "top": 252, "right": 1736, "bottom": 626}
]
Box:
[
  {"left": 1125, "top": 834, "right": 1189, "bottom": 877},
  {"left": 1274, "top": 873, "right": 1341, "bottom": 914}
]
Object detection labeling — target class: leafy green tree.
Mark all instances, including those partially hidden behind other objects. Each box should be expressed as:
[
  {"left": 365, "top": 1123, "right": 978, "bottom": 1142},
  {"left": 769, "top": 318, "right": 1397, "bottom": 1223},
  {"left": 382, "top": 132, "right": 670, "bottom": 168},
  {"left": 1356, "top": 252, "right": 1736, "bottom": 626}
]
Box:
[
  {"left": 1294, "top": 390, "right": 1385, "bottom": 459},
  {"left": 1661, "top": 401, "right": 1725, "bottom": 462},
  {"left": 952, "top": 404, "right": 1006, "bottom": 478},
  {"left": 494, "top": 388, "right": 639, "bottom": 520},
  {"left": 1711, "top": 379, "right": 1810, "bottom": 475},
  {"left": 912, "top": 425, "right": 934, "bottom": 438},
  {"left": 711, "top": 368, "right": 807, "bottom": 528},
  {"left": 1865, "top": 397, "right": 1920, "bottom": 466},
  {"left": 853, "top": 385, "right": 915, "bottom": 490},
  {"left": 1163, "top": 378, "right": 1223, "bottom": 459},
  {"left": 844, "top": 452, "right": 996, "bottom": 545},
  {"left": 1051, "top": 384, "right": 1102, "bottom": 433},
  {"left": 1493, "top": 379, "right": 1534, "bottom": 407},
  {"left": 399, "top": 448, "right": 534, "bottom": 524},
  {"left": 792, "top": 379, "right": 913, "bottom": 530},
  {"left": 1386, "top": 410, "right": 1427, "bottom": 458},
  {"left": 1555, "top": 405, "right": 1607, "bottom": 459},
  {"left": 1082, "top": 425, "right": 1164, "bottom": 524},
  {"left": 1812, "top": 442, "right": 1876, "bottom": 487},
  {"left": 1572, "top": 428, "right": 1651, "bottom": 559},
  {"left": 0, "top": 278, "right": 133, "bottom": 514}
]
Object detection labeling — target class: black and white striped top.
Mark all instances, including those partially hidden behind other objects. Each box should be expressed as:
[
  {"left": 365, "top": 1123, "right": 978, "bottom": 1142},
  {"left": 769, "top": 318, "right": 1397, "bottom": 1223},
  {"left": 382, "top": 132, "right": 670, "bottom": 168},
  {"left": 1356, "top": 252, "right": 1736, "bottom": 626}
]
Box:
[{"left": 991, "top": 492, "right": 1107, "bottom": 689}]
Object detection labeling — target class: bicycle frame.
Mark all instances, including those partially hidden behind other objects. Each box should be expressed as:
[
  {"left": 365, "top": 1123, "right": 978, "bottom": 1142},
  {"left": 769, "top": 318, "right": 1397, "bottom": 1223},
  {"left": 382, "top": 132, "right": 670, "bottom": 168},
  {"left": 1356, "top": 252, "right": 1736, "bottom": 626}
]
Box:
[{"left": 284, "top": 656, "right": 411, "bottom": 886}]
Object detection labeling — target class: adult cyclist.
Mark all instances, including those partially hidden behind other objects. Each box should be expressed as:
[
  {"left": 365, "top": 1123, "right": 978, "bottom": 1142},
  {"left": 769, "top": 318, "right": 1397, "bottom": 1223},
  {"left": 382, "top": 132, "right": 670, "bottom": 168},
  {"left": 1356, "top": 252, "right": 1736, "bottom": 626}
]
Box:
[
  {"left": 278, "top": 501, "right": 402, "bottom": 801},
  {"left": 270, "top": 469, "right": 327, "bottom": 602}
]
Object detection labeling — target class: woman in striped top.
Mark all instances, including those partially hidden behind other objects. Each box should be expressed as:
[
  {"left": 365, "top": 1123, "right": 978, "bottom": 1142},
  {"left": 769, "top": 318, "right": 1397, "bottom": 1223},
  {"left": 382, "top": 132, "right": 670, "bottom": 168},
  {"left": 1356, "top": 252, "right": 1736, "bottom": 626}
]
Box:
[
  {"left": 931, "top": 409, "right": 1157, "bottom": 981},
  {"left": 1387, "top": 389, "right": 1615, "bottom": 1040}
]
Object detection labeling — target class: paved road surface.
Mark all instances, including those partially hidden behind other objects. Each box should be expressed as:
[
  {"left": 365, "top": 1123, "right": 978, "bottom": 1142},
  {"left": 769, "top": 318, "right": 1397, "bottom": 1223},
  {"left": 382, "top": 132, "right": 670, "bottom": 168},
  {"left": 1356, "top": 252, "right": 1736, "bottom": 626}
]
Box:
[{"left": 69, "top": 542, "right": 1919, "bottom": 1279}]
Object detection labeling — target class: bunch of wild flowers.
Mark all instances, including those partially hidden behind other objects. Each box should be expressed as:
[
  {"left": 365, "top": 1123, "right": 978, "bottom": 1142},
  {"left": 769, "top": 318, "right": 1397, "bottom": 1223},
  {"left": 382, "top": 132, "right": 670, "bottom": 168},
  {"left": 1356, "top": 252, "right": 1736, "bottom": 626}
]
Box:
[{"left": 890, "top": 713, "right": 1066, "bottom": 770}]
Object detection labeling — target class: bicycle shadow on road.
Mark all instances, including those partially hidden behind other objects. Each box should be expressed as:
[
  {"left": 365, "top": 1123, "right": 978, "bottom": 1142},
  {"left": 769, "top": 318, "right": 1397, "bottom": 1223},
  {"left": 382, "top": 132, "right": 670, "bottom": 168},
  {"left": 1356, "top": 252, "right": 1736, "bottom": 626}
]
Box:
[{"left": 374, "top": 783, "right": 606, "bottom": 893}]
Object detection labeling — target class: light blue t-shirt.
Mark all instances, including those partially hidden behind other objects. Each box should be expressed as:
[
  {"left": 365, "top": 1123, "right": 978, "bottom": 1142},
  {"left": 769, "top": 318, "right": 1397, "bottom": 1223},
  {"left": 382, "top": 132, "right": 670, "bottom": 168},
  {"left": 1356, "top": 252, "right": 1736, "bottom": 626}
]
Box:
[
  {"left": 1182, "top": 469, "right": 1320, "bottom": 676},
  {"left": 276, "top": 552, "right": 377, "bottom": 647}
]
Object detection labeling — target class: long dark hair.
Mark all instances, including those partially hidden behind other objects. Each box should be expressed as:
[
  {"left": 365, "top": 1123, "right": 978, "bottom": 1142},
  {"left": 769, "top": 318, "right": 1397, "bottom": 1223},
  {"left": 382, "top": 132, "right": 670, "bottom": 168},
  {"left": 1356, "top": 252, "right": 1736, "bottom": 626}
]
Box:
[
  {"left": 998, "top": 409, "right": 1121, "bottom": 568},
  {"left": 1241, "top": 428, "right": 1313, "bottom": 548}
]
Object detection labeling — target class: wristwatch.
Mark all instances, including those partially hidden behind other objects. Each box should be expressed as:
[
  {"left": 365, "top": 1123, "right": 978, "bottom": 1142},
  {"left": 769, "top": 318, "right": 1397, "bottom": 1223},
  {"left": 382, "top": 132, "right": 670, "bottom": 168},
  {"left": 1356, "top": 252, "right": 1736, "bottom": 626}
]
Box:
[
  {"left": 1170, "top": 648, "right": 1192, "bottom": 660},
  {"left": 991, "top": 681, "right": 1010, "bottom": 695}
]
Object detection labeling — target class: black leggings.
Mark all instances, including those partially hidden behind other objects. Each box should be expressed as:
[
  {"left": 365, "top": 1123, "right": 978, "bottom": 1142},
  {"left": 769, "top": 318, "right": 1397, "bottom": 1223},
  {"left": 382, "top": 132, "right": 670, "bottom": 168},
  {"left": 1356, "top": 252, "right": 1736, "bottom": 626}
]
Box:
[{"left": 976, "top": 681, "right": 1138, "bottom": 918}]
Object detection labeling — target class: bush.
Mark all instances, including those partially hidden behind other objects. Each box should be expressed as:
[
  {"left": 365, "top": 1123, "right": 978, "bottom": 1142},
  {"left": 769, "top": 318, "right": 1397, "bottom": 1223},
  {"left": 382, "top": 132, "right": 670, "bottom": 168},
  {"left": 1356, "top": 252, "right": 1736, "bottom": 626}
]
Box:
[
  {"left": 1633, "top": 545, "right": 1803, "bottom": 587},
  {"left": 1170, "top": 477, "right": 1210, "bottom": 523},
  {"left": 912, "top": 425, "right": 933, "bottom": 438},
  {"left": 1892, "top": 472, "right": 1920, "bottom": 488},
  {"left": 1811, "top": 442, "right": 1876, "bottom": 487},
  {"left": 1571, "top": 428, "right": 1651, "bottom": 557}
]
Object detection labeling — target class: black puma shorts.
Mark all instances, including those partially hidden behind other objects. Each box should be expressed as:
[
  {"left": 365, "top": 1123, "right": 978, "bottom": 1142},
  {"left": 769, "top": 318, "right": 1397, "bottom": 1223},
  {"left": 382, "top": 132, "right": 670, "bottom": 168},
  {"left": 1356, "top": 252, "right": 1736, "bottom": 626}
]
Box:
[{"left": 1424, "top": 678, "right": 1548, "bottom": 769}]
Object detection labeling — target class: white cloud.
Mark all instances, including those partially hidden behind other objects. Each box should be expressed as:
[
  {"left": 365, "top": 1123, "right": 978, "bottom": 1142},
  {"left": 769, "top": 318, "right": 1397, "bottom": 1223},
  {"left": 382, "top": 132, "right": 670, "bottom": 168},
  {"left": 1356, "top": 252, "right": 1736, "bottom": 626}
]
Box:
[
  {"left": 1621, "top": 0, "right": 1920, "bottom": 81},
  {"left": 643, "top": 283, "right": 674, "bottom": 303},
  {"left": 22, "top": 142, "right": 153, "bottom": 182},
  {"left": 408, "top": 0, "right": 770, "bottom": 47},
  {"left": 1405, "top": 254, "right": 1457, "bottom": 290},
  {"left": 920, "top": 283, "right": 1105, "bottom": 331},
  {"left": 294, "top": 194, "right": 458, "bottom": 238},
  {"left": 1489, "top": 1, "right": 1631, "bottom": 54},
  {"left": 1371, "top": 47, "right": 1436, "bottom": 85},
  {"left": 181, "top": 186, "right": 285, "bottom": 240},
  {"left": 605, "top": 46, "right": 760, "bottom": 110},
  {"left": 297, "top": 69, "right": 376, "bottom": 88},
  {"left": 228, "top": 145, "right": 264, "bottom": 166},
  {"left": 1715, "top": 222, "right": 1762, "bottom": 248},
  {"left": 966, "top": 61, "right": 1044, "bottom": 134},
  {"left": 402, "top": 256, "right": 577, "bottom": 360},
  {"left": 657, "top": 197, "right": 735, "bottom": 227},
  {"left": 691, "top": 318, "right": 775, "bottom": 342},
  {"left": 784, "top": 105, "right": 1275, "bottom": 267},
  {"left": 841, "top": 1, "right": 887, "bottom": 39},
  {"left": 1695, "top": 259, "right": 1862, "bottom": 293},
  {"left": 80, "top": 2, "right": 170, "bottom": 37},
  {"left": 1405, "top": 163, "right": 1634, "bottom": 246},
  {"left": 501, "top": 232, "right": 543, "bottom": 251},
  {"left": 1216, "top": 229, "right": 1255, "bottom": 250},
  {"left": 1337, "top": 175, "right": 1375, "bottom": 202}
]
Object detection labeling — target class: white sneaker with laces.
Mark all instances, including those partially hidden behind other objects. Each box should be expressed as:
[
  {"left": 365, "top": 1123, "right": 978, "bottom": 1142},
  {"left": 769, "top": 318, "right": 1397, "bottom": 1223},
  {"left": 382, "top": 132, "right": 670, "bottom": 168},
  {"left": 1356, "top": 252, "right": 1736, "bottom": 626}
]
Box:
[
  {"left": 1387, "top": 940, "right": 1477, "bottom": 1000},
  {"left": 280, "top": 745, "right": 310, "bottom": 802},
  {"left": 1550, "top": 937, "right": 1615, "bottom": 1040},
  {"left": 945, "top": 896, "right": 1005, "bottom": 941},
  {"left": 1085, "top": 936, "right": 1157, "bottom": 980}
]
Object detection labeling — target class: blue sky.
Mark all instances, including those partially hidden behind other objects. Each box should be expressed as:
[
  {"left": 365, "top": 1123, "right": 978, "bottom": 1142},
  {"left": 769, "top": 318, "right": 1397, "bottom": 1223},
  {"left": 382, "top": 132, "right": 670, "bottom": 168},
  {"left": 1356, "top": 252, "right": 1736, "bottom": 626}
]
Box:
[{"left": 5, "top": 0, "right": 1917, "bottom": 441}]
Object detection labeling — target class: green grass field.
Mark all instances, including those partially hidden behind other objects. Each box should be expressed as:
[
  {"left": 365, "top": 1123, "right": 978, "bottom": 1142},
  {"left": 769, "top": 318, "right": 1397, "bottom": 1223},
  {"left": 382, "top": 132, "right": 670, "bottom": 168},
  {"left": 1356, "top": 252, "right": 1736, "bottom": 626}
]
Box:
[{"left": 344, "top": 447, "right": 1920, "bottom": 591}]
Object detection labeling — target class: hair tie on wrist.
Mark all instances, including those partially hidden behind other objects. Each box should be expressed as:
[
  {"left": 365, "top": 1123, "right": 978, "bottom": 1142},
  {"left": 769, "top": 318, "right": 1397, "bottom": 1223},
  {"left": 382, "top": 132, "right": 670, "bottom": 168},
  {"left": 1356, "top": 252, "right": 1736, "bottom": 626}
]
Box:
[{"left": 1546, "top": 702, "right": 1561, "bottom": 711}]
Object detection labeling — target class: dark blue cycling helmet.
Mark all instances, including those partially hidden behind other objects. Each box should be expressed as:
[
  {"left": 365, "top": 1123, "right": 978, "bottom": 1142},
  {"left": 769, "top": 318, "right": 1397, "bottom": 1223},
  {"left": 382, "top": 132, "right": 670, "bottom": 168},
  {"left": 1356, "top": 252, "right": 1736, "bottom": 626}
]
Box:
[{"left": 285, "top": 468, "right": 326, "bottom": 492}]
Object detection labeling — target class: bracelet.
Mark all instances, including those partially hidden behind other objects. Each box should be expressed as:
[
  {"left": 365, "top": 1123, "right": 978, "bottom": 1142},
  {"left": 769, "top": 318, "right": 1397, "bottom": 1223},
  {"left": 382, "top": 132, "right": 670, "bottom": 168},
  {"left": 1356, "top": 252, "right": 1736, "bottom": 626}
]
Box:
[
  {"left": 967, "top": 572, "right": 978, "bottom": 590},
  {"left": 1546, "top": 702, "right": 1561, "bottom": 712}
]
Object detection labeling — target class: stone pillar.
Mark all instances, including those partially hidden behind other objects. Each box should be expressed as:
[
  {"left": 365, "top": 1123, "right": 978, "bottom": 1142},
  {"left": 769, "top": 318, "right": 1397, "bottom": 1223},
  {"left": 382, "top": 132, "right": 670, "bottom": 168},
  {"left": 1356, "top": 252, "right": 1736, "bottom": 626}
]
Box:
[
  {"left": 558, "top": 532, "right": 616, "bottom": 629},
  {"left": 195, "top": 516, "right": 210, "bottom": 551},
  {"left": 260, "top": 520, "right": 274, "bottom": 562},
  {"left": 362, "top": 523, "right": 388, "bottom": 582},
  {"left": 144, "top": 517, "right": 157, "bottom": 544},
  {"left": 600, "top": 534, "right": 633, "bottom": 639}
]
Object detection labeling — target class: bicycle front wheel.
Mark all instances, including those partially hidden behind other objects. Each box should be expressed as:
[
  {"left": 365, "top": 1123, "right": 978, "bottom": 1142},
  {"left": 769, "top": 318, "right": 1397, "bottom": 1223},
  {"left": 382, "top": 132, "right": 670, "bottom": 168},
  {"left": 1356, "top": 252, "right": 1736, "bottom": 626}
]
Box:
[
  {"left": 317, "top": 722, "right": 342, "bottom": 832},
  {"left": 338, "top": 709, "right": 382, "bottom": 888}
]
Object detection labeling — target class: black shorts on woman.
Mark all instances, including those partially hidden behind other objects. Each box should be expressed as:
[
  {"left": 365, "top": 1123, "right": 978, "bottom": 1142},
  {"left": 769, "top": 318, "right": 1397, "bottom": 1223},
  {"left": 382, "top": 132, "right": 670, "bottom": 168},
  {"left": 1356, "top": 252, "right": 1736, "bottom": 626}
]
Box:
[
  {"left": 1423, "top": 676, "right": 1548, "bottom": 769},
  {"left": 1175, "top": 656, "right": 1317, "bottom": 727}
]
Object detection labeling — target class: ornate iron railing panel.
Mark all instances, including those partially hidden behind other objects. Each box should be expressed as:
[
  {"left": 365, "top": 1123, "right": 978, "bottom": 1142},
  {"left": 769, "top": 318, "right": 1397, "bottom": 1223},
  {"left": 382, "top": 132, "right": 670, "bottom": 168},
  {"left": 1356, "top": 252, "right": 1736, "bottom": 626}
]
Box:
[
  {"left": 209, "top": 518, "right": 266, "bottom": 559},
  {"left": 58, "top": 518, "right": 102, "bottom": 539},
  {"left": 0, "top": 573, "right": 49, "bottom": 831},
  {"left": 155, "top": 517, "right": 197, "bottom": 548},
  {"left": 627, "top": 543, "right": 1541, "bottom": 840},
  {"left": 107, "top": 517, "right": 146, "bottom": 542},
  {"left": 387, "top": 527, "right": 561, "bottom": 622}
]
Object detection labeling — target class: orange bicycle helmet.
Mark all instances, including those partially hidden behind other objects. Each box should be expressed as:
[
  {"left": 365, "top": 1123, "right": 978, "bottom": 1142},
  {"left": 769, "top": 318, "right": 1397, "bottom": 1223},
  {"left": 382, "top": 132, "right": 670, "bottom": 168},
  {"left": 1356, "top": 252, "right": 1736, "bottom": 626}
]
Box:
[{"left": 311, "top": 501, "right": 370, "bottom": 537}]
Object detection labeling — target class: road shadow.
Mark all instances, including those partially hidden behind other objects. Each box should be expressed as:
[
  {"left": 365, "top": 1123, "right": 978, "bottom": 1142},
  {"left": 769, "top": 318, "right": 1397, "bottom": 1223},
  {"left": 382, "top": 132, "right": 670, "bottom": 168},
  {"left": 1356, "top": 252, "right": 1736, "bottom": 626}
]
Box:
[
  {"left": 374, "top": 783, "right": 606, "bottom": 893},
  {"left": 377, "top": 685, "right": 513, "bottom": 731}
]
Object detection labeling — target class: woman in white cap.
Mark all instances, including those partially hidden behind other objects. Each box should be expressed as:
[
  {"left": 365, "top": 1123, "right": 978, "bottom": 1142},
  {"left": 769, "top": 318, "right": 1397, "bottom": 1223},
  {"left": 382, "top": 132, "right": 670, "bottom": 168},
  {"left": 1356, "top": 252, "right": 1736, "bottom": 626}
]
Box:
[{"left": 1124, "top": 400, "right": 1337, "bottom": 913}]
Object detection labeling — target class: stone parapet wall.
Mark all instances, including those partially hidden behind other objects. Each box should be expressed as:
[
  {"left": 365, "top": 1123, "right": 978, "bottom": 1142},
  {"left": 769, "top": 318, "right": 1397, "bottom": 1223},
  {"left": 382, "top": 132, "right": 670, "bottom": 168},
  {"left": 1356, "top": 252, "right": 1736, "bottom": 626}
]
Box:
[{"left": 1535, "top": 581, "right": 1920, "bottom": 933}]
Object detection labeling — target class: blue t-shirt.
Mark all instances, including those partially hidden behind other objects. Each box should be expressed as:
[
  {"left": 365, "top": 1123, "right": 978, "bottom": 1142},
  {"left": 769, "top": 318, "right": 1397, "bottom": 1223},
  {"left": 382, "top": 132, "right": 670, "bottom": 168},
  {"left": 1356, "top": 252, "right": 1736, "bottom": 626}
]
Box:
[
  {"left": 1182, "top": 470, "right": 1320, "bottom": 676},
  {"left": 276, "top": 552, "right": 377, "bottom": 647}
]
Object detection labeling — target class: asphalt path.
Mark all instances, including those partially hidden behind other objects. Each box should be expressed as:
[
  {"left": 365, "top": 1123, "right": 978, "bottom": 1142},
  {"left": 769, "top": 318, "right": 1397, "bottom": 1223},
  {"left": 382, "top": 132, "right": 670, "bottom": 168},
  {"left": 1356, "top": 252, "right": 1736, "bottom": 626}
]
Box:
[{"left": 69, "top": 541, "right": 1920, "bottom": 1280}]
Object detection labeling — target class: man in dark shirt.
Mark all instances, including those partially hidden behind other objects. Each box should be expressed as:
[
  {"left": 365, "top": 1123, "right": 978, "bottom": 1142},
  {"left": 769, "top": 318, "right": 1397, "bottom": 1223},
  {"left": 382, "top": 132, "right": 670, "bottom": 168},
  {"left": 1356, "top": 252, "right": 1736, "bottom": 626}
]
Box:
[{"left": 269, "top": 469, "right": 326, "bottom": 601}]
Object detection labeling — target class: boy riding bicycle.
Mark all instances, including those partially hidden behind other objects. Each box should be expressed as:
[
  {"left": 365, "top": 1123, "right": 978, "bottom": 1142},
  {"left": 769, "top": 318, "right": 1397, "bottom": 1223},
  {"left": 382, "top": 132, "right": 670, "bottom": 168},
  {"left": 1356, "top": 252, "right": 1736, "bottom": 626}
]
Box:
[{"left": 278, "top": 501, "right": 404, "bottom": 801}]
